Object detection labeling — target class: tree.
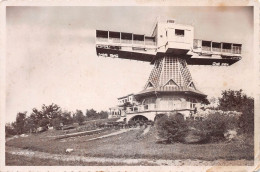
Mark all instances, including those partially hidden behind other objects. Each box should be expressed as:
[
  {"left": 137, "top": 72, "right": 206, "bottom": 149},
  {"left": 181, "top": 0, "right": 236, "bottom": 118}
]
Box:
[
  {"left": 86, "top": 109, "right": 98, "bottom": 120},
  {"left": 155, "top": 113, "right": 188, "bottom": 143},
  {"left": 30, "top": 108, "right": 44, "bottom": 127},
  {"left": 218, "top": 89, "right": 244, "bottom": 111},
  {"left": 98, "top": 111, "right": 108, "bottom": 119},
  {"left": 14, "top": 112, "right": 27, "bottom": 134},
  {"left": 51, "top": 118, "right": 63, "bottom": 130},
  {"left": 218, "top": 89, "right": 254, "bottom": 134},
  {"left": 38, "top": 118, "right": 49, "bottom": 128},
  {"left": 29, "top": 103, "right": 62, "bottom": 129},
  {"left": 5, "top": 123, "right": 16, "bottom": 137},
  {"left": 42, "top": 103, "right": 62, "bottom": 121},
  {"left": 238, "top": 95, "right": 254, "bottom": 134},
  {"left": 24, "top": 116, "right": 37, "bottom": 133},
  {"left": 61, "top": 111, "right": 73, "bottom": 125},
  {"left": 74, "top": 110, "right": 85, "bottom": 125}
]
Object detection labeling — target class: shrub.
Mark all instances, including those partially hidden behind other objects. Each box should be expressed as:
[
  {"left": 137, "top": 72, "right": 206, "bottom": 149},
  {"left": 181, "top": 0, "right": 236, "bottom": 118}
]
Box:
[
  {"left": 183, "top": 128, "right": 209, "bottom": 144},
  {"left": 155, "top": 113, "right": 188, "bottom": 143},
  {"left": 204, "top": 112, "right": 238, "bottom": 137},
  {"left": 155, "top": 111, "right": 240, "bottom": 144},
  {"left": 128, "top": 120, "right": 136, "bottom": 127},
  {"left": 218, "top": 89, "right": 254, "bottom": 135},
  {"left": 188, "top": 112, "right": 239, "bottom": 142}
]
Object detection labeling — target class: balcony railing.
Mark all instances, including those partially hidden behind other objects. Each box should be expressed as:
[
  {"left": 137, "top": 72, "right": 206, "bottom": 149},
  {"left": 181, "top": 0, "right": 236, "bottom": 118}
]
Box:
[
  {"left": 121, "top": 39, "right": 132, "bottom": 44},
  {"left": 96, "top": 30, "right": 156, "bottom": 48},
  {"left": 202, "top": 46, "right": 211, "bottom": 51},
  {"left": 133, "top": 40, "right": 144, "bottom": 45},
  {"left": 145, "top": 40, "right": 156, "bottom": 46},
  {"left": 96, "top": 37, "right": 108, "bottom": 42},
  {"left": 109, "top": 38, "right": 120, "bottom": 43},
  {"left": 212, "top": 47, "right": 221, "bottom": 52},
  {"left": 125, "top": 104, "right": 157, "bottom": 113},
  {"left": 232, "top": 46, "right": 241, "bottom": 54},
  {"left": 222, "top": 48, "right": 232, "bottom": 53},
  {"left": 193, "top": 39, "right": 242, "bottom": 55}
]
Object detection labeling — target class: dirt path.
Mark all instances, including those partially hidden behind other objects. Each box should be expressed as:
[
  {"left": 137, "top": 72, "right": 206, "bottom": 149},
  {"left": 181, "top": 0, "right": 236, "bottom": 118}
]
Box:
[
  {"left": 142, "top": 125, "right": 151, "bottom": 136},
  {"left": 47, "top": 128, "right": 105, "bottom": 139},
  {"left": 86, "top": 128, "right": 137, "bottom": 141},
  {"left": 5, "top": 146, "right": 253, "bottom": 166}
]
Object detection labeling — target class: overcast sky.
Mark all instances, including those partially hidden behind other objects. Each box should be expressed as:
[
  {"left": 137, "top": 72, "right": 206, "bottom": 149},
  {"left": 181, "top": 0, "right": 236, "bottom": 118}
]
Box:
[{"left": 6, "top": 6, "right": 253, "bottom": 123}]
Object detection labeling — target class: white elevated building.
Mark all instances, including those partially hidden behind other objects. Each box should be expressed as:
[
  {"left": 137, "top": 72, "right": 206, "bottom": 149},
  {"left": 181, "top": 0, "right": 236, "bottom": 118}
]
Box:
[{"left": 98, "top": 19, "right": 242, "bottom": 123}]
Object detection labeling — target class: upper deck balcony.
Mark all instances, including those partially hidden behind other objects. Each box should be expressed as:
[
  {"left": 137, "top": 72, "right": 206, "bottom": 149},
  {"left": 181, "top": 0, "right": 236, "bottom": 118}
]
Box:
[
  {"left": 96, "top": 30, "right": 157, "bottom": 62},
  {"left": 189, "top": 39, "right": 242, "bottom": 66},
  {"left": 96, "top": 30, "right": 156, "bottom": 48},
  {"left": 193, "top": 39, "right": 242, "bottom": 56}
]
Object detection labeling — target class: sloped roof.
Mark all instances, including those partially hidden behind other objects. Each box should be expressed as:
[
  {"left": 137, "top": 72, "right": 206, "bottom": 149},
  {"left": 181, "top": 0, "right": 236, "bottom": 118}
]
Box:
[{"left": 135, "top": 86, "right": 206, "bottom": 97}]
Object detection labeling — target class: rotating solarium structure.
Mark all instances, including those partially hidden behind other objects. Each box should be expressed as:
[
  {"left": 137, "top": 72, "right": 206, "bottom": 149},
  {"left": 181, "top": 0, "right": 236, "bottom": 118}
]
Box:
[{"left": 96, "top": 19, "right": 242, "bottom": 121}]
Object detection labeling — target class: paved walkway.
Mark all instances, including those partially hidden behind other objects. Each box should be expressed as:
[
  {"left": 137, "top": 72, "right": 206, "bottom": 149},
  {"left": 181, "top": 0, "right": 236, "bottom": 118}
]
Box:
[{"left": 6, "top": 146, "right": 253, "bottom": 166}]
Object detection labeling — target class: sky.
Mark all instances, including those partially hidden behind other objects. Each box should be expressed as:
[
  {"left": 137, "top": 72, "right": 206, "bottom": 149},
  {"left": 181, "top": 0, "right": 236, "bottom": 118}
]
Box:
[{"left": 6, "top": 6, "right": 254, "bottom": 123}]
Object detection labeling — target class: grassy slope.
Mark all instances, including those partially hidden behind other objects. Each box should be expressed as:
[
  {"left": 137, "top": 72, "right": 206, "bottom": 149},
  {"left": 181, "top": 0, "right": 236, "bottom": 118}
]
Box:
[{"left": 6, "top": 126, "right": 254, "bottom": 161}]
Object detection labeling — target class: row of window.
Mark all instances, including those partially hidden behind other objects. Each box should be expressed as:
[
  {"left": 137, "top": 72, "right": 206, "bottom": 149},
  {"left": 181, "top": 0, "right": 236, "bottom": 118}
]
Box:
[
  {"left": 193, "top": 39, "right": 242, "bottom": 54},
  {"left": 111, "top": 111, "right": 121, "bottom": 115},
  {"left": 118, "top": 96, "right": 133, "bottom": 104}
]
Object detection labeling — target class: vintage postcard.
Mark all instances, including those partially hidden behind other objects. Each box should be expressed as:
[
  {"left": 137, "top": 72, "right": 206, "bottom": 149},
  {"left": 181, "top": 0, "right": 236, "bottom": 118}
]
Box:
[{"left": 0, "top": 0, "right": 259, "bottom": 171}]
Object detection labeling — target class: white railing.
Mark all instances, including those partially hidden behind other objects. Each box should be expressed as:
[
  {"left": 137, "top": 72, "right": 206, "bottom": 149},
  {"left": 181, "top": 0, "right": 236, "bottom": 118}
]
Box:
[
  {"left": 194, "top": 39, "right": 242, "bottom": 55},
  {"left": 222, "top": 49, "right": 232, "bottom": 53},
  {"left": 202, "top": 46, "right": 211, "bottom": 51},
  {"left": 109, "top": 38, "right": 120, "bottom": 43},
  {"left": 96, "top": 37, "right": 108, "bottom": 42},
  {"left": 232, "top": 47, "right": 241, "bottom": 54},
  {"left": 97, "top": 36, "right": 156, "bottom": 48},
  {"left": 125, "top": 104, "right": 157, "bottom": 113},
  {"left": 145, "top": 40, "right": 156, "bottom": 46},
  {"left": 133, "top": 40, "right": 144, "bottom": 45},
  {"left": 121, "top": 39, "right": 132, "bottom": 44},
  {"left": 212, "top": 47, "right": 221, "bottom": 52}
]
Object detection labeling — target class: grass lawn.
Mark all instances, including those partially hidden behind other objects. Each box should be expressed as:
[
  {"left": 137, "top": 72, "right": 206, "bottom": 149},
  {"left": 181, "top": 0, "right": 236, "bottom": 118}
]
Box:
[
  {"left": 6, "top": 126, "right": 254, "bottom": 161},
  {"left": 5, "top": 153, "right": 156, "bottom": 166}
]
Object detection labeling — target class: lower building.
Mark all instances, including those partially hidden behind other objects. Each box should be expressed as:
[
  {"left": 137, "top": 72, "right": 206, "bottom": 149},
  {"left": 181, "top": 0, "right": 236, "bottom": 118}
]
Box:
[{"left": 109, "top": 56, "right": 209, "bottom": 123}]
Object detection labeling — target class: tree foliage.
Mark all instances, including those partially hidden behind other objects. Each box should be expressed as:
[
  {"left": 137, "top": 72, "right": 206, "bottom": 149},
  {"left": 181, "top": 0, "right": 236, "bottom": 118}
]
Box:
[
  {"left": 218, "top": 89, "right": 254, "bottom": 134},
  {"left": 5, "top": 103, "right": 110, "bottom": 136},
  {"left": 14, "top": 112, "right": 27, "bottom": 134},
  {"left": 86, "top": 109, "right": 108, "bottom": 120},
  {"left": 74, "top": 110, "right": 85, "bottom": 125},
  {"left": 155, "top": 113, "right": 188, "bottom": 143}
]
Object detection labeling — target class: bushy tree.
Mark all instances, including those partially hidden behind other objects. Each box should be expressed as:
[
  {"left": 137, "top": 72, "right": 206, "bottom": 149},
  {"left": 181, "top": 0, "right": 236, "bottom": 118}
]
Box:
[
  {"left": 61, "top": 111, "right": 73, "bottom": 125},
  {"left": 5, "top": 123, "right": 16, "bottom": 137},
  {"left": 86, "top": 109, "right": 97, "bottom": 120},
  {"left": 238, "top": 96, "right": 254, "bottom": 134},
  {"left": 42, "top": 104, "right": 62, "bottom": 120},
  {"left": 218, "top": 89, "right": 254, "bottom": 134},
  {"left": 38, "top": 118, "right": 49, "bottom": 128},
  {"left": 24, "top": 116, "right": 37, "bottom": 133},
  {"left": 14, "top": 112, "right": 27, "bottom": 134},
  {"left": 51, "top": 118, "right": 63, "bottom": 130},
  {"left": 98, "top": 111, "right": 108, "bottom": 119},
  {"left": 218, "top": 89, "right": 244, "bottom": 111},
  {"left": 155, "top": 113, "right": 188, "bottom": 143},
  {"left": 74, "top": 110, "right": 85, "bottom": 125},
  {"left": 85, "top": 109, "right": 109, "bottom": 120}
]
